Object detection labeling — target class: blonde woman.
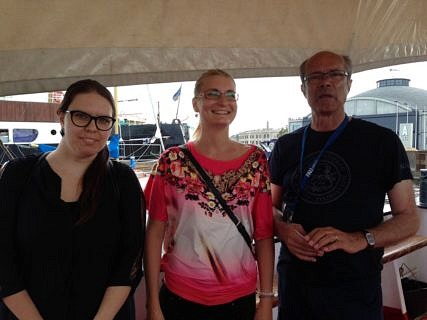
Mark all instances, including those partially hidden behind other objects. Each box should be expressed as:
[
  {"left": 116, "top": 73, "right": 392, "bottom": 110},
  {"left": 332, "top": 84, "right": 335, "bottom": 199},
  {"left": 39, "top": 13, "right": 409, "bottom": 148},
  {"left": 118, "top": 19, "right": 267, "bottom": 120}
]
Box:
[{"left": 144, "top": 70, "right": 274, "bottom": 320}]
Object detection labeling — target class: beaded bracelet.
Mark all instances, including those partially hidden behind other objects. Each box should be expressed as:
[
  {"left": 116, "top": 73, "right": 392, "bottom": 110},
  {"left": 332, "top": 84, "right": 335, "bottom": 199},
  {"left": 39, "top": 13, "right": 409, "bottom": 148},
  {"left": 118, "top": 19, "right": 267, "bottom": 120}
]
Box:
[{"left": 257, "top": 291, "right": 275, "bottom": 298}]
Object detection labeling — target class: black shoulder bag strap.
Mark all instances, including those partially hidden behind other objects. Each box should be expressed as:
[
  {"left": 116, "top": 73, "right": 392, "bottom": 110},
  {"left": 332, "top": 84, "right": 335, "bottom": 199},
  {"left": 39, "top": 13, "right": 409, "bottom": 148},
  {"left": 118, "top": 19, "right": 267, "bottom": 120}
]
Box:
[{"left": 180, "top": 146, "right": 256, "bottom": 258}]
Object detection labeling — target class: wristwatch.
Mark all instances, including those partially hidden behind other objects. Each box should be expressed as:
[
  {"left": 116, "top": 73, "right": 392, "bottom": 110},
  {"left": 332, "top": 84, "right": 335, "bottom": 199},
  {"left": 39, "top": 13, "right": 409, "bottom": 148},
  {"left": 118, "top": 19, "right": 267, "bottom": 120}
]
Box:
[{"left": 362, "top": 229, "right": 375, "bottom": 248}]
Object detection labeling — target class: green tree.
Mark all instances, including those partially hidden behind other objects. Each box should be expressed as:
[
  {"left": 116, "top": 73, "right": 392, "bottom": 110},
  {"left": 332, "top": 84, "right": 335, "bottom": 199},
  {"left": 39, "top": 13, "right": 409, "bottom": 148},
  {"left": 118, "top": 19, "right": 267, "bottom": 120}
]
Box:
[{"left": 278, "top": 126, "right": 288, "bottom": 137}]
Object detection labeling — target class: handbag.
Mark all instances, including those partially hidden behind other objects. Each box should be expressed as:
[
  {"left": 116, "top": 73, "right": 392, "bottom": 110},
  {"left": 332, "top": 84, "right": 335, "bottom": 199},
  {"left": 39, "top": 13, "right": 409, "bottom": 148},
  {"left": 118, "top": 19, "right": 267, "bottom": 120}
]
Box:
[{"left": 180, "top": 146, "right": 256, "bottom": 258}]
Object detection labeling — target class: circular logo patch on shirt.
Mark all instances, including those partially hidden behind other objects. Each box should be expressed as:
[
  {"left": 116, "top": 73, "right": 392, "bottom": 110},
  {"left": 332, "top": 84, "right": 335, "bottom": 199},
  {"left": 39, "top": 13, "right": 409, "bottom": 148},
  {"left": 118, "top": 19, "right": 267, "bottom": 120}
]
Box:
[{"left": 299, "top": 151, "right": 351, "bottom": 204}]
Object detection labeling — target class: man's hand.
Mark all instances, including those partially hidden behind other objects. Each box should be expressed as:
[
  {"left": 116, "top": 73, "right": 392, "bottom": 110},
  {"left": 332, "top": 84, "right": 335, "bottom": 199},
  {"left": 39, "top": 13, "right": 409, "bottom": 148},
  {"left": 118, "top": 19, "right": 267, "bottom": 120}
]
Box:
[
  {"left": 274, "top": 213, "right": 323, "bottom": 262},
  {"left": 307, "top": 227, "right": 367, "bottom": 254}
]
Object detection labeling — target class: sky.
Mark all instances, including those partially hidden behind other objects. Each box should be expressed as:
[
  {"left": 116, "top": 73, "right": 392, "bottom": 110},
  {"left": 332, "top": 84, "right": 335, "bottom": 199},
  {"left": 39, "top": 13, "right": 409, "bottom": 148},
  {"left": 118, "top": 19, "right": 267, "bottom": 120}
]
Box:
[
  {"left": 4, "top": 61, "right": 427, "bottom": 136},
  {"left": 114, "top": 61, "right": 427, "bottom": 136}
]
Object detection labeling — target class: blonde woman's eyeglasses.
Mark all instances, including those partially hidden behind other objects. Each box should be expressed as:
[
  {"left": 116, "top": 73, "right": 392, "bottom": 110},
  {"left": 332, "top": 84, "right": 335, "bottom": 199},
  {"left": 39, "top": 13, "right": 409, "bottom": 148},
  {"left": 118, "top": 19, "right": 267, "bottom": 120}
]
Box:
[{"left": 197, "top": 89, "right": 239, "bottom": 101}]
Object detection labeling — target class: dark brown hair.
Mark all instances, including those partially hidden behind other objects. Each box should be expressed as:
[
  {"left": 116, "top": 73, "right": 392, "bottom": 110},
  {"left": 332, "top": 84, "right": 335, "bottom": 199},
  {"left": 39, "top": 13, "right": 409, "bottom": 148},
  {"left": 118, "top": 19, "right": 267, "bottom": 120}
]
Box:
[{"left": 59, "top": 79, "right": 116, "bottom": 224}]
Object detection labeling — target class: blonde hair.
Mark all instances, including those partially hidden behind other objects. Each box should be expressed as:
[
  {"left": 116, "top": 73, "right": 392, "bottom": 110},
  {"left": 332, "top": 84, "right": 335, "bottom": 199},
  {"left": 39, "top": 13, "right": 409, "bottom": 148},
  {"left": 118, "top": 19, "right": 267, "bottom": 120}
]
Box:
[{"left": 192, "top": 69, "right": 235, "bottom": 140}]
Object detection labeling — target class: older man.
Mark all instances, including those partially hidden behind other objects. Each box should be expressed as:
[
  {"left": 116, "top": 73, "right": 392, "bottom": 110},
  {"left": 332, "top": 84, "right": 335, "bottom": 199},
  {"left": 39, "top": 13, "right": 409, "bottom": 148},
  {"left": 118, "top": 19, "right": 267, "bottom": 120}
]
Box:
[{"left": 269, "top": 51, "right": 419, "bottom": 320}]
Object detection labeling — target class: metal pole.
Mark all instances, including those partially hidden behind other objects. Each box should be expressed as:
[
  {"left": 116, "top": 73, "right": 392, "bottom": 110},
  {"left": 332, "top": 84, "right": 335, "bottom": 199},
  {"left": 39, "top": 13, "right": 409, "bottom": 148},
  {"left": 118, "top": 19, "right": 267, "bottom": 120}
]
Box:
[
  {"left": 156, "top": 101, "right": 165, "bottom": 152},
  {"left": 406, "top": 106, "right": 409, "bottom": 123},
  {"left": 415, "top": 105, "right": 418, "bottom": 149},
  {"left": 395, "top": 101, "right": 399, "bottom": 134},
  {"left": 113, "top": 87, "right": 119, "bottom": 134},
  {"left": 0, "top": 140, "right": 15, "bottom": 160},
  {"left": 175, "top": 84, "right": 182, "bottom": 120}
]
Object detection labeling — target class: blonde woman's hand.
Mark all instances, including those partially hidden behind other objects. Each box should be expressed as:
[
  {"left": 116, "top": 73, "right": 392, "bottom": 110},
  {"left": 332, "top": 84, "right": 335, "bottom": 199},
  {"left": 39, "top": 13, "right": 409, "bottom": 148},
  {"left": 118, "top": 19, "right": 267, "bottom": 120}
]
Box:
[
  {"left": 145, "top": 305, "right": 165, "bottom": 320},
  {"left": 254, "top": 298, "right": 273, "bottom": 320}
]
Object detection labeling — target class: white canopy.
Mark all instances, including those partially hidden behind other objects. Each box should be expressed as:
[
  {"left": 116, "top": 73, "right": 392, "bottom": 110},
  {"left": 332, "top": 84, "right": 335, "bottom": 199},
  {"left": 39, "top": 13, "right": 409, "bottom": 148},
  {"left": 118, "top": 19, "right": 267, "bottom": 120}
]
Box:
[{"left": 1, "top": 0, "right": 427, "bottom": 96}]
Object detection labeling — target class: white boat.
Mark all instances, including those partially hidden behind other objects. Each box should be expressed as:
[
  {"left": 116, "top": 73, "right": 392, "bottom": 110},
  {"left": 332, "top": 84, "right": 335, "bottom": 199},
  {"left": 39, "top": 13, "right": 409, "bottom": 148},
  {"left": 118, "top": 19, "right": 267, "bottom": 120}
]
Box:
[
  {"left": 0, "top": 121, "right": 61, "bottom": 163},
  {"left": 0, "top": 121, "right": 61, "bottom": 145},
  {"left": 0, "top": 120, "right": 188, "bottom": 164}
]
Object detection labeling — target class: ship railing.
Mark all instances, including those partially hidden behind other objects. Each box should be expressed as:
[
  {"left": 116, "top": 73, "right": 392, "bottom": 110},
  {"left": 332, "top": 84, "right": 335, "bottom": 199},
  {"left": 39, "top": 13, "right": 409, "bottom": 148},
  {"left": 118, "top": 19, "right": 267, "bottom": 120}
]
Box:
[{"left": 118, "top": 141, "right": 162, "bottom": 161}]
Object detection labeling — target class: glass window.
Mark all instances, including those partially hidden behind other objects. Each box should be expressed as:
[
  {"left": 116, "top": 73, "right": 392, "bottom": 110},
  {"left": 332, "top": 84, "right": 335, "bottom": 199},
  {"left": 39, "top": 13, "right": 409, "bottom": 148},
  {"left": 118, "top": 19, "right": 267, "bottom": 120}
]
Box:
[
  {"left": 13, "top": 128, "right": 39, "bottom": 143},
  {"left": 0, "top": 129, "right": 9, "bottom": 143},
  {"left": 377, "top": 101, "right": 396, "bottom": 114}
]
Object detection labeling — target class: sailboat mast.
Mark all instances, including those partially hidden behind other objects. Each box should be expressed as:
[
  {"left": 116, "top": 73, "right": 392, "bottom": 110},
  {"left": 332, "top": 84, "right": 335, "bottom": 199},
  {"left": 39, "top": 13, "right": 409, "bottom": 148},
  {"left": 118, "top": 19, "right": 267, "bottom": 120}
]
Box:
[
  {"left": 156, "top": 101, "right": 165, "bottom": 152},
  {"left": 113, "top": 86, "right": 119, "bottom": 135}
]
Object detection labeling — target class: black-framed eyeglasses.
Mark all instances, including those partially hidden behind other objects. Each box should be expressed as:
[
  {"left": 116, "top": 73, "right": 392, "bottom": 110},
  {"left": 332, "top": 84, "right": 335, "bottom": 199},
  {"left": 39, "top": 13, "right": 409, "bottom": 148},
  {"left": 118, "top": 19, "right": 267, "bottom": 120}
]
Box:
[
  {"left": 65, "top": 110, "right": 115, "bottom": 131},
  {"left": 303, "top": 70, "right": 349, "bottom": 84},
  {"left": 197, "top": 89, "right": 239, "bottom": 101}
]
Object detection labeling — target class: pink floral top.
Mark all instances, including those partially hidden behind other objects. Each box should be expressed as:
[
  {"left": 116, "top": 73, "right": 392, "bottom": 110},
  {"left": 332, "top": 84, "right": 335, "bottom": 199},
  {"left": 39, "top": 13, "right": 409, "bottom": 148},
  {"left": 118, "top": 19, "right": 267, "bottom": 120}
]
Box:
[{"left": 144, "top": 142, "right": 273, "bottom": 305}]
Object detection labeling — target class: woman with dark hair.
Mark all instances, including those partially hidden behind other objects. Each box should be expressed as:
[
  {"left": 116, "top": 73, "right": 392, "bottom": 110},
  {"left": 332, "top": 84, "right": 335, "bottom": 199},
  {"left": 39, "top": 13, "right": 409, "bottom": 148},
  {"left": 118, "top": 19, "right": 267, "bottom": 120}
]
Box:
[
  {"left": 144, "top": 70, "right": 274, "bottom": 320},
  {"left": 0, "top": 79, "right": 145, "bottom": 319}
]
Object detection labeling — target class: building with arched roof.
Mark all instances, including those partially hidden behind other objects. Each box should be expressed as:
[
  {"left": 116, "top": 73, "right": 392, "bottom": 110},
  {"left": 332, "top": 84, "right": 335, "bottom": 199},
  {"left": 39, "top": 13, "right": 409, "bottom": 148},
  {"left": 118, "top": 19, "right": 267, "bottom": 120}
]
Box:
[
  {"left": 345, "top": 78, "right": 427, "bottom": 150},
  {"left": 287, "top": 78, "right": 427, "bottom": 173},
  {"left": 289, "top": 78, "right": 427, "bottom": 151}
]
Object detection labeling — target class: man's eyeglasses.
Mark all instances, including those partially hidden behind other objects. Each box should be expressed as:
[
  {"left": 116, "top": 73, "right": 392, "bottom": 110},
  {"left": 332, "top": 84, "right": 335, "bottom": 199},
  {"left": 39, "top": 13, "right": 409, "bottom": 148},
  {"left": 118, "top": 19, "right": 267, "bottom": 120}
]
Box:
[
  {"left": 65, "top": 110, "right": 115, "bottom": 131},
  {"left": 303, "top": 70, "right": 349, "bottom": 84},
  {"left": 197, "top": 89, "right": 239, "bottom": 101}
]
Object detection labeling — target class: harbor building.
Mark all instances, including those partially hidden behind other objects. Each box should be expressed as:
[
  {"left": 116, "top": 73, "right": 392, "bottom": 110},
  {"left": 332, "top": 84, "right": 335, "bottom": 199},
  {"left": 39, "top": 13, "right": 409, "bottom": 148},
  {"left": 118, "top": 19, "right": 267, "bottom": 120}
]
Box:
[
  {"left": 288, "top": 78, "right": 427, "bottom": 174},
  {"left": 231, "top": 122, "right": 281, "bottom": 146}
]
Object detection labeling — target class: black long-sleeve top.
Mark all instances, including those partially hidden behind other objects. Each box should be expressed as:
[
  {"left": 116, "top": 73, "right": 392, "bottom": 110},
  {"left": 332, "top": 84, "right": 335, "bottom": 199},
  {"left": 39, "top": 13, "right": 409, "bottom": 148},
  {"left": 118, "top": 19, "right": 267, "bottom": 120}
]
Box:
[{"left": 0, "top": 155, "right": 145, "bottom": 319}]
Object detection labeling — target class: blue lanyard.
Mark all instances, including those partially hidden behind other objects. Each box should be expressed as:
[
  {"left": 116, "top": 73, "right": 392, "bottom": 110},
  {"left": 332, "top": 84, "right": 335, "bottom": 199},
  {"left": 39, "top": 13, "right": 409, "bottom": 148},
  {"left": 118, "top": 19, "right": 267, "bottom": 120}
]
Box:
[{"left": 299, "top": 115, "right": 349, "bottom": 191}]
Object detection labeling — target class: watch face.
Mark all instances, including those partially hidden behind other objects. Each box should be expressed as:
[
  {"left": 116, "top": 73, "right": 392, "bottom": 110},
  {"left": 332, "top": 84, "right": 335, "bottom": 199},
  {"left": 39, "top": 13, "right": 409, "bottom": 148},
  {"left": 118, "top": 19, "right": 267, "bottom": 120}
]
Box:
[{"left": 365, "top": 232, "right": 375, "bottom": 247}]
